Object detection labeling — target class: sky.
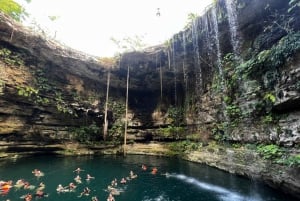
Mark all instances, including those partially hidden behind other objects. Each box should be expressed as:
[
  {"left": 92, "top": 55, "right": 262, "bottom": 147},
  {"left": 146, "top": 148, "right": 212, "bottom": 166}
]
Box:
[{"left": 19, "top": 0, "right": 213, "bottom": 57}]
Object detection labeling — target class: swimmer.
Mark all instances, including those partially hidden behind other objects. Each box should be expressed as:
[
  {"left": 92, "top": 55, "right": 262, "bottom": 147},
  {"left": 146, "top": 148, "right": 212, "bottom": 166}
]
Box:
[
  {"left": 130, "top": 170, "right": 137, "bottom": 179},
  {"left": 35, "top": 190, "right": 48, "bottom": 198},
  {"left": 107, "top": 193, "right": 115, "bottom": 201},
  {"left": 23, "top": 193, "right": 32, "bottom": 201},
  {"left": 142, "top": 164, "right": 147, "bottom": 170},
  {"left": 68, "top": 182, "right": 76, "bottom": 190},
  {"left": 86, "top": 174, "right": 95, "bottom": 181},
  {"left": 73, "top": 167, "right": 84, "bottom": 174},
  {"left": 78, "top": 187, "right": 91, "bottom": 197},
  {"left": 120, "top": 178, "right": 127, "bottom": 184},
  {"left": 37, "top": 182, "right": 45, "bottom": 191},
  {"left": 151, "top": 167, "right": 158, "bottom": 175},
  {"left": 91, "top": 196, "right": 99, "bottom": 201},
  {"left": 56, "top": 184, "right": 67, "bottom": 193},
  {"left": 32, "top": 169, "right": 44, "bottom": 177},
  {"left": 74, "top": 175, "right": 82, "bottom": 184}
]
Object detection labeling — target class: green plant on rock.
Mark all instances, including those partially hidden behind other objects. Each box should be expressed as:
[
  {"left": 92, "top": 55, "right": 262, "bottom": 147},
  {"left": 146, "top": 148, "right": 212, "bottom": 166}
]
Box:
[
  {"left": 159, "top": 126, "right": 185, "bottom": 139},
  {"left": 0, "top": 48, "right": 24, "bottom": 66},
  {"left": 55, "top": 91, "right": 73, "bottom": 114},
  {"left": 72, "top": 123, "right": 100, "bottom": 144},
  {"left": 167, "top": 106, "right": 184, "bottom": 126},
  {"left": 238, "top": 32, "right": 300, "bottom": 79},
  {"left": 277, "top": 154, "right": 300, "bottom": 167},
  {"left": 0, "top": 0, "right": 29, "bottom": 22},
  {"left": 168, "top": 140, "right": 201, "bottom": 155},
  {"left": 16, "top": 85, "right": 50, "bottom": 104},
  {"left": 257, "top": 144, "right": 283, "bottom": 160}
]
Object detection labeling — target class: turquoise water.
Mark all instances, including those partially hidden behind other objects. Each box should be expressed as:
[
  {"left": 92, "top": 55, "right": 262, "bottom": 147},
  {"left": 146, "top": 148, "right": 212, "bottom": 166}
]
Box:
[{"left": 0, "top": 155, "right": 297, "bottom": 201}]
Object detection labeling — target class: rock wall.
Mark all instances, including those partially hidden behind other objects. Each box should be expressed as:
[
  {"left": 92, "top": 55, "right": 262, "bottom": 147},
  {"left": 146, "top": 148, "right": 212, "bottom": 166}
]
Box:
[{"left": 0, "top": 0, "right": 300, "bottom": 198}]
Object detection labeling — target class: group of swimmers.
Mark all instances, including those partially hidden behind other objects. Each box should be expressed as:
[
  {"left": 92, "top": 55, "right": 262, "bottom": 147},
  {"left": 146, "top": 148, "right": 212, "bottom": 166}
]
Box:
[
  {"left": 0, "top": 164, "right": 161, "bottom": 201},
  {"left": 0, "top": 169, "right": 48, "bottom": 201}
]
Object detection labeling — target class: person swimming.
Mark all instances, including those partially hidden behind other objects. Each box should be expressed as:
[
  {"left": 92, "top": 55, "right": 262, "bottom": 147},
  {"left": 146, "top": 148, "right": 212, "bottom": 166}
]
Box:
[
  {"left": 74, "top": 175, "right": 82, "bottom": 184},
  {"left": 151, "top": 167, "right": 158, "bottom": 175},
  {"left": 78, "top": 187, "right": 91, "bottom": 197},
  {"left": 120, "top": 178, "right": 127, "bottom": 184},
  {"left": 86, "top": 174, "right": 95, "bottom": 181},
  {"left": 34, "top": 190, "right": 48, "bottom": 198},
  {"left": 32, "top": 169, "right": 44, "bottom": 177},
  {"left": 56, "top": 184, "right": 64, "bottom": 192},
  {"left": 129, "top": 170, "right": 137, "bottom": 179},
  {"left": 73, "top": 167, "right": 84, "bottom": 174},
  {"left": 107, "top": 193, "right": 115, "bottom": 201},
  {"left": 91, "top": 196, "right": 99, "bottom": 201}
]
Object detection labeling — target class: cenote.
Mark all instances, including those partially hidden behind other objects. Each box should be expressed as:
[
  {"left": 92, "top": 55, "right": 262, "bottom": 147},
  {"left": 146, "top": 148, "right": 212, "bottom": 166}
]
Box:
[{"left": 0, "top": 155, "right": 296, "bottom": 201}]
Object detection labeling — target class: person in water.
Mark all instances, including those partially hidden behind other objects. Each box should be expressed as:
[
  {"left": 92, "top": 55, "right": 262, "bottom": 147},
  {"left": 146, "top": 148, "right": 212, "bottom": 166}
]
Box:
[
  {"left": 56, "top": 184, "right": 65, "bottom": 193},
  {"left": 120, "top": 177, "right": 127, "bottom": 184},
  {"left": 73, "top": 167, "right": 84, "bottom": 174},
  {"left": 107, "top": 193, "right": 115, "bottom": 201},
  {"left": 68, "top": 182, "right": 76, "bottom": 190},
  {"left": 142, "top": 164, "right": 147, "bottom": 170},
  {"left": 130, "top": 170, "right": 137, "bottom": 179},
  {"left": 23, "top": 193, "right": 32, "bottom": 201},
  {"left": 79, "top": 187, "right": 91, "bottom": 197},
  {"left": 91, "top": 196, "right": 99, "bottom": 201},
  {"left": 32, "top": 169, "right": 44, "bottom": 177},
  {"left": 74, "top": 175, "right": 82, "bottom": 184},
  {"left": 151, "top": 167, "right": 158, "bottom": 175},
  {"left": 86, "top": 174, "right": 95, "bottom": 181},
  {"left": 35, "top": 190, "right": 47, "bottom": 198}
]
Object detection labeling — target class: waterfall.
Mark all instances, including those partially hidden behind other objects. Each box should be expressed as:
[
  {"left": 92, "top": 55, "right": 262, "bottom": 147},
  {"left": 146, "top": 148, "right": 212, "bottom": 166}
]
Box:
[
  {"left": 182, "top": 32, "right": 188, "bottom": 92},
  {"left": 171, "top": 37, "right": 178, "bottom": 106},
  {"left": 191, "top": 18, "right": 203, "bottom": 96},
  {"left": 211, "top": 6, "right": 225, "bottom": 89},
  {"left": 211, "top": 6, "right": 230, "bottom": 122},
  {"left": 225, "top": 0, "right": 241, "bottom": 58}
]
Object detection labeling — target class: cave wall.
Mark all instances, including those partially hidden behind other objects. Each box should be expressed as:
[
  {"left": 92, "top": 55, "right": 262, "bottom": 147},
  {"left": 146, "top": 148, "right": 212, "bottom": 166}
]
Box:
[
  {"left": 0, "top": 0, "right": 300, "bottom": 148},
  {"left": 118, "top": 0, "right": 300, "bottom": 147}
]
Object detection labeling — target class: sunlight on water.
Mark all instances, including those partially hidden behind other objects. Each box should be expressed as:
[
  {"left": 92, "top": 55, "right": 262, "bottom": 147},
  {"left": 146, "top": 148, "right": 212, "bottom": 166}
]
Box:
[
  {"left": 142, "top": 193, "right": 170, "bottom": 201},
  {"left": 167, "top": 173, "right": 264, "bottom": 201}
]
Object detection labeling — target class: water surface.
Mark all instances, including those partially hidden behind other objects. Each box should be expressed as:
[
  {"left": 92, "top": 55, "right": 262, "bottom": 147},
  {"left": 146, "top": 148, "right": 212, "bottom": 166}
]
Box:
[{"left": 0, "top": 155, "right": 296, "bottom": 201}]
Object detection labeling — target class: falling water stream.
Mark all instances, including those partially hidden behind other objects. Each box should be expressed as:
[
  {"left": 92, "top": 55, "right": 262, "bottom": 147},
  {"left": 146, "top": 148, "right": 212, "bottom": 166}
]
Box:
[{"left": 225, "top": 0, "right": 241, "bottom": 58}]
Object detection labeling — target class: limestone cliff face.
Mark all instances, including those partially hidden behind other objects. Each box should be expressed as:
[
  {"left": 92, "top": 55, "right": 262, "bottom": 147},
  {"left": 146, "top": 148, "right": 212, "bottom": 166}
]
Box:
[{"left": 0, "top": 0, "right": 300, "bottom": 198}]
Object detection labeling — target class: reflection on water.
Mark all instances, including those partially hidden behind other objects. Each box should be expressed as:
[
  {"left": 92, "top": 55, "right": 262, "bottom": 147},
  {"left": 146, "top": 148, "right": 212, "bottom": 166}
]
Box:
[
  {"left": 0, "top": 155, "right": 296, "bottom": 201},
  {"left": 166, "top": 173, "right": 262, "bottom": 201}
]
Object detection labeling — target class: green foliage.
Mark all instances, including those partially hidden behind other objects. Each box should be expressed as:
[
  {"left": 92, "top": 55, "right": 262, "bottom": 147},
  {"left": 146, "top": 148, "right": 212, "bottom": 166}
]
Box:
[
  {"left": 0, "top": 0, "right": 28, "bottom": 21},
  {"left": 159, "top": 126, "right": 185, "bottom": 139},
  {"left": 238, "top": 32, "right": 300, "bottom": 79},
  {"left": 34, "top": 69, "right": 55, "bottom": 93},
  {"left": 167, "top": 106, "right": 184, "bottom": 126},
  {"left": 16, "top": 85, "right": 49, "bottom": 104},
  {"left": 257, "top": 144, "right": 283, "bottom": 160},
  {"left": 55, "top": 91, "right": 72, "bottom": 114},
  {"left": 72, "top": 123, "right": 100, "bottom": 143},
  {"left": 212, "top": 123, "right": 229, "bottom": 141},
  {"left": 277, "top": 154, "right": 300, "bottom": 167},
  {"left": 168, "top": 140, "right": 201, "bottom": 155},
  {"left": 225, "top": 104, "right": 241, "bottom": 119},
  {"left": 0, "top": 48, "right": 24, "bottom": 66},
  {"left": 184, "top": 13, "right": 198, "bottom": 29}
]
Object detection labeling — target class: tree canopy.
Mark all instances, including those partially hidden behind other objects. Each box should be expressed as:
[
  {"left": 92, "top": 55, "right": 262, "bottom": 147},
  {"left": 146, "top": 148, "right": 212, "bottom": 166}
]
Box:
[{"left": 0, "top": 0, "right": 29, "bottom": 21}]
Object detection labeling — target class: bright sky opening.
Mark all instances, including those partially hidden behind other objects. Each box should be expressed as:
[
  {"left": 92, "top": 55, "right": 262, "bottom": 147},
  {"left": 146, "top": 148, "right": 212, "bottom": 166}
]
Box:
[{"left": 20, "top": 0, "right": 213, "bottom": 57}]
